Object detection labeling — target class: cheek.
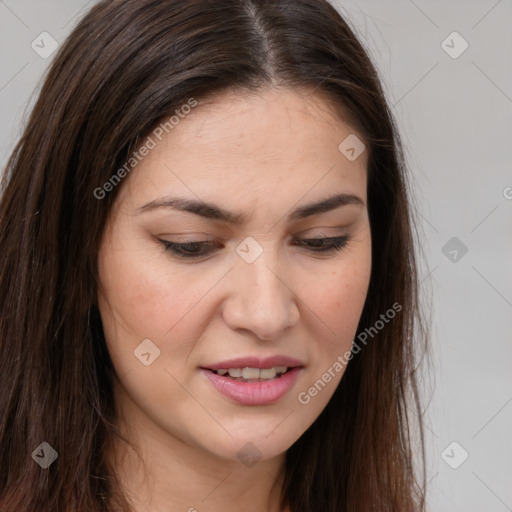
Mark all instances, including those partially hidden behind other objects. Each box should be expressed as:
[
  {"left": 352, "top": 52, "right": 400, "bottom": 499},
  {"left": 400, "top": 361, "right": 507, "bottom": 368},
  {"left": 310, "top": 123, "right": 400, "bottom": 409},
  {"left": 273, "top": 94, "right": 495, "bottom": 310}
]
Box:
[
  {"left": 303, "top": 252, "right": 371, "bottom": 351},
  {"left": 97, "top": 242, "right": 191, "bottom": 358},
  {"left": 97, "top": 243, "right": 224, "bottom": 369},
  {"left": 333, "top": 266, "right": 370, "bottom": 323}
]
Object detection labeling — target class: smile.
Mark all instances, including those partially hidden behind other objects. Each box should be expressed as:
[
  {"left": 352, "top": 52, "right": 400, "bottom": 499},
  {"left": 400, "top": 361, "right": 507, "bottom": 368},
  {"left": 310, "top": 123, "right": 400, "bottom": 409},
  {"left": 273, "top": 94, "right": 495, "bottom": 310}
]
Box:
[{"left": 212, "top": 366, "right": 290, "bottom": 380}]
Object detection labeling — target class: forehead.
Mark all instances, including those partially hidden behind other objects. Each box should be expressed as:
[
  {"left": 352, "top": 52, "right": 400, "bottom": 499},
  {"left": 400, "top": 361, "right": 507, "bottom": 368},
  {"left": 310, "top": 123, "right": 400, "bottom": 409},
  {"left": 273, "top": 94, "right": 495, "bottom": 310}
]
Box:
[
  {"left": 173, "top": 87, "right": 363, "bottom": 156},
  {"left": 115, "top": 87, "right": 368, "bottom": 216}
]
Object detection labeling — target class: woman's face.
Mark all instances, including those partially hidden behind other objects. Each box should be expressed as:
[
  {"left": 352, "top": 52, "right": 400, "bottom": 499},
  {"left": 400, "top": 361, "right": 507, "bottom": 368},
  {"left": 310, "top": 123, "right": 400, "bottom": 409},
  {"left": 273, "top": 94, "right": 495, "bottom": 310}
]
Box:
[{"left": 97, "top": 87, "right": 372, "bottom": 463}]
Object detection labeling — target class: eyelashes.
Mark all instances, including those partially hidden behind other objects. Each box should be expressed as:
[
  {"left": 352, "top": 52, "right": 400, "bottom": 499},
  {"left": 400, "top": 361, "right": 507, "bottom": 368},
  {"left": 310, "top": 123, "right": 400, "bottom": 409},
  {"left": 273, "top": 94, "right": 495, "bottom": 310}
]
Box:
[{"left": 158, "top": 235, "right": 351, "bottom": 259}]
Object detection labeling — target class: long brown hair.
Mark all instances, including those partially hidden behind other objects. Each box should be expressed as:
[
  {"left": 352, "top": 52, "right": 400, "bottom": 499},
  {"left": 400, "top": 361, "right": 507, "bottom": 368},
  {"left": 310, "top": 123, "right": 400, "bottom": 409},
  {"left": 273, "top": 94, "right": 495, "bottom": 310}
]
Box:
[{"left": 0, "top": 0, "right": 429, "bottom": 510}]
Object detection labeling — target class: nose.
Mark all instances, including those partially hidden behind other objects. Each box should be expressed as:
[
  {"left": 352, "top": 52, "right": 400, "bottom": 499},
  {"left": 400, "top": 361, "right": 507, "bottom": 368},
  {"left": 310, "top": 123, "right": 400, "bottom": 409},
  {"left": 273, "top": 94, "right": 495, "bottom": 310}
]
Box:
[{"left": 221, "top": 247, "right": 300, "bottom": 341}]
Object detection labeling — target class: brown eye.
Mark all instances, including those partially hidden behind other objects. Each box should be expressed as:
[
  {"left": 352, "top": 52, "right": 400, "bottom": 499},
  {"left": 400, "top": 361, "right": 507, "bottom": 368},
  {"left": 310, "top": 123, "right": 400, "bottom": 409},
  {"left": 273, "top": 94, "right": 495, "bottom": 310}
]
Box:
[
  {"left": 159, "top": 240, "right": 220, "bottom": 258},
  {"left": 292, "top": 235, "right": 350, "bottom": 253},
  {"left": 158, "top": 235, "right": 351, "bottom": 260}
]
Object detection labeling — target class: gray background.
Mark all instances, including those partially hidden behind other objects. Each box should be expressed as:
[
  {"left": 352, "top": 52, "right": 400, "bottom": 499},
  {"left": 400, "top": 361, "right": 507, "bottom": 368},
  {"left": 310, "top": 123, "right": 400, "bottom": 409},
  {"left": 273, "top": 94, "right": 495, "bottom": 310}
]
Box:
[{"left": 1, "top": 1, "right": 511, "bottom": 510}]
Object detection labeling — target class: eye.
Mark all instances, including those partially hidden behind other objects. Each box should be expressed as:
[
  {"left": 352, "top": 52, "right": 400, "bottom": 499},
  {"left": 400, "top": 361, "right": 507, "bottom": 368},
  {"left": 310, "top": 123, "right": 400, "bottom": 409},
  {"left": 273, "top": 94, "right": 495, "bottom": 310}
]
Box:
[
  {"left": 158, "top": 235, "right": 351, "bottom": 259},
  {"left": 292, "top": 235, "right": 350, "bottom": 253},
  {"left": 158, "top": 239, "right": 219, "bottom": 258}
]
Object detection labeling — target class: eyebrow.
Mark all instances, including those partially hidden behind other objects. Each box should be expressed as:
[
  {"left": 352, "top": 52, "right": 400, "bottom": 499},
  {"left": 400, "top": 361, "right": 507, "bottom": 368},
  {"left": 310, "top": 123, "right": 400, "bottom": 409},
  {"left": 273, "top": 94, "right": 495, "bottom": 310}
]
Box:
[{"left": 135, "top": 192, "right": 365, "bottom": 224}]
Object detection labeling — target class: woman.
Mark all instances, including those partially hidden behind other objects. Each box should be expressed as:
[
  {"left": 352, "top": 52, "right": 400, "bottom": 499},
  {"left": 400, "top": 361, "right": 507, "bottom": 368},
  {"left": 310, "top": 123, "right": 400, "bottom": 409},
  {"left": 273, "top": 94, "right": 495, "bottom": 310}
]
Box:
[{"left": 0, "top": 0, "right": 429, "bottom": 510}]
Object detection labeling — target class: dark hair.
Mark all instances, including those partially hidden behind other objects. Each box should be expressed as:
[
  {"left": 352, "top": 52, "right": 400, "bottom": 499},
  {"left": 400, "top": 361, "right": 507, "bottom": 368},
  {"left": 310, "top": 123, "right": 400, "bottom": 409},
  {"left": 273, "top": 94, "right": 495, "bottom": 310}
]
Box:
[{"left": 0, "top": 0, "right": 429, "bottom": 510}]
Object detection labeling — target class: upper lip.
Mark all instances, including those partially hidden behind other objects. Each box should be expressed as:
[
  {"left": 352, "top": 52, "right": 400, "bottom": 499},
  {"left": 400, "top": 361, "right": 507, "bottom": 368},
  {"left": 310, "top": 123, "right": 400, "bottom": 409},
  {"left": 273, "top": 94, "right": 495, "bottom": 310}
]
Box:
[{"left": 202, "top": 355, "right": 304, "bottom": 371}]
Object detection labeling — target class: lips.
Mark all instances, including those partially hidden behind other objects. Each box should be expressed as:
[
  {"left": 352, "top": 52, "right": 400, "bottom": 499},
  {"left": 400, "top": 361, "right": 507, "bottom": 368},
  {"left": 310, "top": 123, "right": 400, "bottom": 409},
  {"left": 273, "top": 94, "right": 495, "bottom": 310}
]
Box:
[
  {"left": 200, "top": 366, "right": 304, "bottom": 405},
  {"left": 200, "top": 355, "right": 305, "bottom": 405}
]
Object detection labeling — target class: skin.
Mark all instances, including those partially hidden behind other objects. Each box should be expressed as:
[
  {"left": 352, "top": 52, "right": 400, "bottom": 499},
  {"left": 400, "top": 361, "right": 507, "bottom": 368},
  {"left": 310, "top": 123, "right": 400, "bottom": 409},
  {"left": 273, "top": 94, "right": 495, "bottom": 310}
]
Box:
[{"left": 98, "top": 86, "right": 372, "bottom": 512}]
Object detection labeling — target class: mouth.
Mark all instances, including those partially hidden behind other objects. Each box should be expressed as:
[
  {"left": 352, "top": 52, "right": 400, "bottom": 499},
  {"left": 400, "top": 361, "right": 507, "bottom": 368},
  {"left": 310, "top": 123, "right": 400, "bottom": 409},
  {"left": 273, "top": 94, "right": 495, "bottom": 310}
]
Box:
[
  {"left": 202, "top": 365, "right": 295, "bottom": 382},
  {"left": 200, "top": 355, "right": 304, "bottom": 382},
  {"left": 199, "top": 356, "right": 305, "bottom": 405}
]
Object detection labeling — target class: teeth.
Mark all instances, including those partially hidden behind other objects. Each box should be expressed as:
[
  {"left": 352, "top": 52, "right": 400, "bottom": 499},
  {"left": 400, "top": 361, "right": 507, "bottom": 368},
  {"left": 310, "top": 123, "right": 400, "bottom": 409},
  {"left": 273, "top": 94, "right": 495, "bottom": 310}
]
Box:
[
  {"left": 227, "top": 368, "right": 242, "bottom": 378},
  {"left": 259, "top": 367, "right": 277, "bottom": 379},
  {"left": 217, "top": 366, "right": 289, "bottom": 379},
  {"left": 242, "top": 367, "right": 261, "bottom": 379}
]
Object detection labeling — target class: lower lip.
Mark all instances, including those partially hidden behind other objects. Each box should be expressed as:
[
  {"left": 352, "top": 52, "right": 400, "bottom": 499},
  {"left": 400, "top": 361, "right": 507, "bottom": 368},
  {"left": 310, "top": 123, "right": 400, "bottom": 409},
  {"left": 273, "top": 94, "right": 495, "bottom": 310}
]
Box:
[{"left": 200, "top": 367, "right": 303, "bottom": 405}]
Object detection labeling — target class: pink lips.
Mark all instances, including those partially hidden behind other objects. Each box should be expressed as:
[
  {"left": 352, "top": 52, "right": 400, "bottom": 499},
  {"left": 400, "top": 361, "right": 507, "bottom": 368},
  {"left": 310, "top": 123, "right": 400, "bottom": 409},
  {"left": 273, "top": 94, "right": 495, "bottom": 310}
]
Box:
[{"left": 200, "top": 355, "right": 304, "bottom": 406}]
